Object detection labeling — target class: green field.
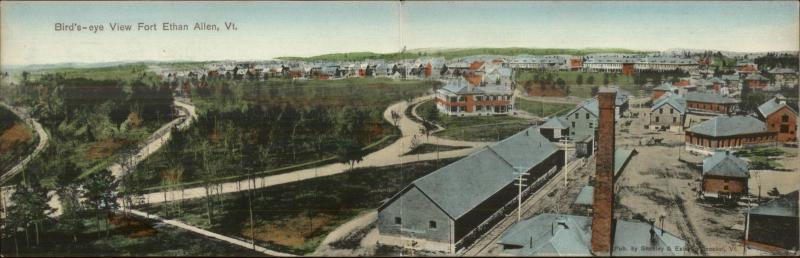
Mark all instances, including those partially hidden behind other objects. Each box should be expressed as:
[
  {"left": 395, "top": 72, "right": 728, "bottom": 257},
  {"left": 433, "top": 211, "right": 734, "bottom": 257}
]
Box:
[
  {"left": 517, "top": 70, "right": 641, "bottom": 98},
  {"left": 514, "top": 98, "right": 575, "bottom": 118},
  {"left": 415, "top": 101, "right": 534, "bottom": 142},
  {"left": 278, "top": 47, "right": 651, "bottom": 62},
  {"left": 137, "top": 158, "right": 458, "bottom": 255}
]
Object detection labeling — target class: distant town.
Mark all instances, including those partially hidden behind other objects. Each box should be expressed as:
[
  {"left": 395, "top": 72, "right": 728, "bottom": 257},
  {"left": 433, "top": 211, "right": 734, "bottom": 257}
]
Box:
[{"left": 1, "top": 46, "right": 796, "bottom": 256}]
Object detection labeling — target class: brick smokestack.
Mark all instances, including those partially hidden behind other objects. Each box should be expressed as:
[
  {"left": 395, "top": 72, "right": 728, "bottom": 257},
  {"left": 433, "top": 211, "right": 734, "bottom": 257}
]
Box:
[{"left": 591, "top": 87, "right": 616, "bottom": 256}]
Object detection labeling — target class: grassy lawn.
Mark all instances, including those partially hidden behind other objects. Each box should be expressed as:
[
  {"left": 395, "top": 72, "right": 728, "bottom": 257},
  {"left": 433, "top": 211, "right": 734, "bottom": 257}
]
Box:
[
  {"left": 516, "top": 70, "right": 641, "bottom": 98},
  {"left": 735, "top": 146, "right": 785, "bottom": 170},
  {"left": 136, "top": 158, "right": 458, "bottom": 255},
  {"left": 514, "top": 98, "right": 575, "bottom": 118},
  {"left": 403, "top": 143, "right": 469, "bottom": 156},
  {"left": 0, "top": 212, "right": 265, "bottom": 257},
  {"left": 416, "top": 101, "right": 534, "bottom": 142}
]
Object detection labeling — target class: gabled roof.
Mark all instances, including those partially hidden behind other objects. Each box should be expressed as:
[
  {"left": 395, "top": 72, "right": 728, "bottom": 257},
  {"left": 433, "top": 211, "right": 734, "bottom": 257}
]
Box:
[
  {"left": 540, "top": 117, "right": 570, "bottom": 129},
  {"left": 499, "top": 213, "right": 685, "bottom": 256},
  {"left": 653, "top": 83, "right": 676, "bottom": 91},
  {"left": 574, "top": 186, "right": 594, "bottom": 206},
  {"left": 758, "top": 96, "right": 798, "bottom": 117},
  {"left": 687, "top": 115, "right": 767, "bottom": 137},
  {"left": 685, "top": 92, "right": 739, "bottom": 104},
  {"left": 380, "top": 128, "right": 558, "bottom": 220},
  {"left": 651, "top": 94, "right": 687, "bottom": 114},
  {"left": 566, "top": 98, "right": 599, "bottom": 118},
  {"left": 702, "top": 151, "right": 748, "bottom": 178},
  {"left": 745, "top": 73, "right": 769, "bottom": 81},
  {"left": 615, "top": 148, "right": 637, "bottom": 177},
  {"left": 750, "top": 190, "right": 798, "bottom": 218}
]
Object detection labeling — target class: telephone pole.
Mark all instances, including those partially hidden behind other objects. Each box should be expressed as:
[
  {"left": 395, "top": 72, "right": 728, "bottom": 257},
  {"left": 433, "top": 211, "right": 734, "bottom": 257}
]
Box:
[{"left": 513, "top": 167, "right": 529, "bottom": 222}]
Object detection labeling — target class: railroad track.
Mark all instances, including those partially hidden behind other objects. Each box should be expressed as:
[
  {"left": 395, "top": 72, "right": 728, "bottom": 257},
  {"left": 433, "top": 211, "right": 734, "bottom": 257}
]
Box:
[{"left": 460, "top": 157, "right": 589, "bottom": 256}]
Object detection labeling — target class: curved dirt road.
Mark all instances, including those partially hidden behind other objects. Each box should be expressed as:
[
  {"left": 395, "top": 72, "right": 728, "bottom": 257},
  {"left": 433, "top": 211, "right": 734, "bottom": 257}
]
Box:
[
  {"left": 137, "top": 96, "right": 491, "bottom": 204},
  {"left": 0, "top": 102, "right": 49, "bottom": 184}
]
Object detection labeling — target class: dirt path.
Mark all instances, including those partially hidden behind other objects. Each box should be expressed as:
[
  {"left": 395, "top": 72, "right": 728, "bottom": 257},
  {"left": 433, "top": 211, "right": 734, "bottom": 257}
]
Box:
[
  {"left": 311, "top": 211, "right": 377, "bottom": 256},
  {"left": 137, "top": 96, "right": 491, "bottom": 205},
  {"left": 0, "top": 102, "right": 49, "bottom": 184}
]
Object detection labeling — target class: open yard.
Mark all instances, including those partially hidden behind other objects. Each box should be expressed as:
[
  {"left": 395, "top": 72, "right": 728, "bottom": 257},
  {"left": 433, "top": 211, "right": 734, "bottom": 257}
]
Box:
[
  {"left": 136, "top": 158, "right": 458, "bottom": 255},
  {"left": 414, "top": 100, "right": 535, "bottom": 142},
  {"left": 513, "top": 98, "right": 575, "bottom": 118},
  {"left": 516, "top": 70, "right": 641, "bottom": 98}
]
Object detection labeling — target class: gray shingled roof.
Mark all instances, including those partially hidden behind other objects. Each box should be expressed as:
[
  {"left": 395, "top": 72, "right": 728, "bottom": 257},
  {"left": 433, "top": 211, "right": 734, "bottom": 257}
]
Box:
[
  {"left": 651, "top": 94, "right": 687, "bottom": 114},
  {"left": 615, "top": 149, "right": 637, "bottom": 177},
  {"left": 499, "top": 213, "right": 686, "bottom": 256},
  {"left": 702, "top": 151, "right": 748, "bottom": 178},
  {"left": 387, "top": 127, "right": 558, "bottom": 220},
  {"left": 687, "top": 115, "right": 767, "bottom": 137},
  {"left": 574, "top": 186, "right": 594, "bottom": 206},
  {"left": 540, "top": 117, "right": 570, "bottom": 129},
  {"left": 685, "top": 92, "right": 739, "bottom": 104},
  {"left": 750, "top": 191, "right": 799, "bottom": 218},
  {"left": 566, "top": 98, "right": 599, "bottom": 118},
  {"left": 758, "top": 96, "right": 798, "bottom": 117}
]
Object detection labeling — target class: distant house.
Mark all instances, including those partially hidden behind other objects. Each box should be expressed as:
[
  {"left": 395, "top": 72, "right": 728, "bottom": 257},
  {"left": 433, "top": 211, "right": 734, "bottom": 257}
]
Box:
[
  {"left": 768, "top": 68, "right": 798, "bottom": 88},
  {"left": 651, "top": 83, "right": 679, "bottom": 102},
  {"left": 538, "top": 117, "right": 570, "bottom": 141},
  {"left": 701, "top": 151, "right": 749, "bottom": 201},
  {"left": 757, "top": 94, "right": 798, "bottom": 144},
  {"left": 745, "top": 73, "right": 770, "bottom": 89},
  {"left": 706, "top": 77, "right": 726, "bottom": 94},
  {"left": 377, "top": 128, "right": 564, "bottom": 252},
  {"left": 435, "top": 81, "right": 514, "bottom": 116},
  {"left": 650, "top": 93, "right": 687, "bottom": 132},
  {"left": 746, "top": 190, "right": 799, "bottom": 251},
  {"left": 684, "top": 92, "right": 739, "bottom": 114},
  {"left": 563, "top": 99, "right": 599, "bottom": 140},
  {"left": 685, "top": 115, "right": 777, "bottom": 155}
]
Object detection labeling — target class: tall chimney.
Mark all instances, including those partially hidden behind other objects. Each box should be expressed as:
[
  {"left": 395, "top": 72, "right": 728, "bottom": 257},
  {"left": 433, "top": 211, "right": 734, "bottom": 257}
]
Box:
[{"left": 591, "top": 87, "right": 616, "bottom": 256}]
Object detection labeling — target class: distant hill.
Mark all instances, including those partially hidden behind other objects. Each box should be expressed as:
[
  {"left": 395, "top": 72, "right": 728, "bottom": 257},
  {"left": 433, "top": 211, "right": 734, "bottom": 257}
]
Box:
[{"left": 277, "top": 47, "right": 654, "bottom": 62}]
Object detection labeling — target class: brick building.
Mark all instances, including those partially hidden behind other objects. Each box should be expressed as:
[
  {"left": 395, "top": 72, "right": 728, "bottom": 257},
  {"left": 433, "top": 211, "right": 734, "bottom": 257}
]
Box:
[
  {"left": 435, "top": 81, "right": 514, "bottom": 116},
  {"left": 685, "top": 92, "right": 739, "bottom": 114},
  {"left": 757, "top": 94, "right": 798, "bottom": 143},
  {"left": 701, "top": 151, "right": 749, "bottom": 201},
  {"left": 745, "top": 73, "right": 770, "bottom": 89},
  {"left": 685, "top": 115, "right": 777, "bottom": 155}
]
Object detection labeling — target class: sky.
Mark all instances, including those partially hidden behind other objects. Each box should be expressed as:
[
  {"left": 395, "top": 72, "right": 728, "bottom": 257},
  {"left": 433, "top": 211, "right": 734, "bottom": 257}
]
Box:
[{"left": 1, "top": 1, "right": 798, "bottom": 66}]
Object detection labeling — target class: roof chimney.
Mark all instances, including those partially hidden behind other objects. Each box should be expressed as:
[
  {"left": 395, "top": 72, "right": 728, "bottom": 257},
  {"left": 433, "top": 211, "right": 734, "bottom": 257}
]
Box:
[{"left": 591, "top": 87, "right": 617, "bottom": 256}]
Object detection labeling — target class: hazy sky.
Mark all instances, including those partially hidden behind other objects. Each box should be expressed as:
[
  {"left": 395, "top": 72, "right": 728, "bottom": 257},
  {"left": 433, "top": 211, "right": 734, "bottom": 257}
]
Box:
[{"left": 2, "top": 1, "right": 798, "bottom": 65}]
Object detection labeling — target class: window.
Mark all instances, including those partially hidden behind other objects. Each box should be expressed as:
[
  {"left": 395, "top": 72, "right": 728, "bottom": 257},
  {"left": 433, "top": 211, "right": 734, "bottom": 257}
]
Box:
[
  {"left": 672, "top": 117, "right": 677, "bottom": 123},
  {"left": 585, "top": 113, "right": 590, "bottom": 119},
  {"left": 575, "top": 113, "right": 579, "bottom": 119},
  {"left": 429, "top": 221, "right": 437, "bottom": 229},
  {"left": 781, "top": 124, "right": 789, "bottom": 133},
  {"left": 723, "top": 185, "right": 729, "bottom": 191},
  {"left": 783, "top": 115, "right": 790, "bottom": 123},
  {"left": 670, "top": 109, "right": 674, "bottom": 114},
  {"left": 450, "top": 106, "right": 457, "bottom": 112},
  {"left": 395, "top": 217, "right": 402, "bottom": 225},
  {"left": 660, "top": 108, "right": 663, "bottom": 114},
  {"left": 655, "top": 117, "right": 660, "bottom": 122},
  {"left": 572, "top": 122, "right": 576, "bottom": 128},
  {"left": 589, "top": 123, "right": 594, "bottom": 128}
]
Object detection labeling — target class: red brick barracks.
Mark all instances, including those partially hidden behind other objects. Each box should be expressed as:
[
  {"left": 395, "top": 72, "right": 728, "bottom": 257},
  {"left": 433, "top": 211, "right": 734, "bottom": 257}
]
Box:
[
  {"left": 685, "top": 115, "right": 776, "bottom": 155},
  {"left": 436, "top": 81, "right": 514, "bottom": 116},
  {"left": 684, "top": 92, "right": 739, "bottom": 114}
]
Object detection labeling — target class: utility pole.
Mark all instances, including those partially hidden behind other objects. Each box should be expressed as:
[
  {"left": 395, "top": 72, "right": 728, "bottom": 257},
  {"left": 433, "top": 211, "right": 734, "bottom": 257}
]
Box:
[
  {"left": 513, "top": 167, "right": 529, "bottom": 222},
  {"left": 561, "top": 138, "right": 570, "bottom": 187}
]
